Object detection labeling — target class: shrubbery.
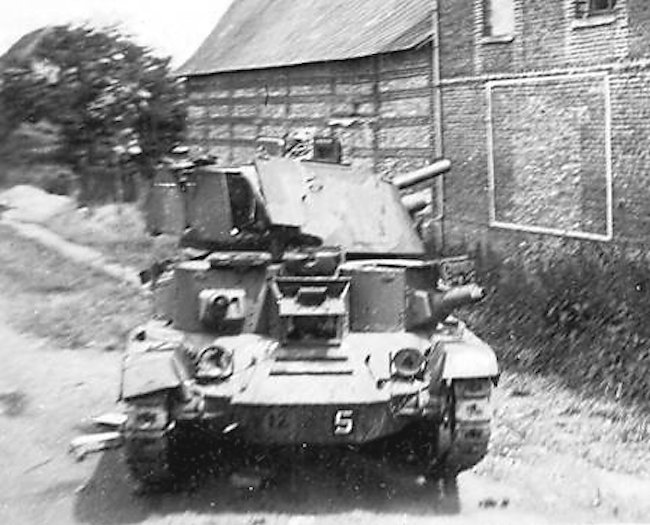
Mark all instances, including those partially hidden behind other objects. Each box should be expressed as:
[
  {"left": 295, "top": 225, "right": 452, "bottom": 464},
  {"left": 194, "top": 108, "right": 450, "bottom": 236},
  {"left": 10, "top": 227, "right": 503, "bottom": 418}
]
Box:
[
  {"left": 0, "top": 25, "right": 186, "bottom": 200},
  {"left": 470, "top": 240, "right": 650, "bottom": 408}
]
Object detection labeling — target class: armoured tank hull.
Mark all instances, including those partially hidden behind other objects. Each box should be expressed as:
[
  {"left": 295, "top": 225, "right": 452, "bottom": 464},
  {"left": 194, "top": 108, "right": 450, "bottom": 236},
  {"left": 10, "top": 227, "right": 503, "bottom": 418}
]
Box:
[
  {"left": 121, "top": 269, "right": 496, "bottom": 486},
  {"left": 120, "top": 153, "right": 499, "bottom": 489}
]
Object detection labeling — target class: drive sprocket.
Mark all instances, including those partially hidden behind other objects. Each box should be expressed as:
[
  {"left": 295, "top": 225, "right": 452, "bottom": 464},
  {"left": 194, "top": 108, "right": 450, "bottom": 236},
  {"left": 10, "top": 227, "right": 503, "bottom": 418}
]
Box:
[{"left": 122, "top": 392, "right": 179, "bottom": 490}]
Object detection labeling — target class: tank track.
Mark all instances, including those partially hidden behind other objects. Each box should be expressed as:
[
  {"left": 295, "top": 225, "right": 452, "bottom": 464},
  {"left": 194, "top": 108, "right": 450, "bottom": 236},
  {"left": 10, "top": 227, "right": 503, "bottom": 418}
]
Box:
[
  {"left": 122, "top": 393, "right": 177, "bottom": 490},
  {"left": 124, "top": 431, "right": 175, "bottom": 488},
  {"left": 442, "top": 378, "right": 492, "bottom": 474},
  {"left": 377, "top": 378, "right": 492, "bottom": 478}
]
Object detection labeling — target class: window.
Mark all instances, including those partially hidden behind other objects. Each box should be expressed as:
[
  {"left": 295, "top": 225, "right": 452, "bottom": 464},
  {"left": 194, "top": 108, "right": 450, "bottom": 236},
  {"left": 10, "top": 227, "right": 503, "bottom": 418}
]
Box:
[
  {"left": 589, "top": 0, "right": 617, "bottom": 14},
  {"left": 575, "top": 0, "right": 617, "bottom": 18},
  {"left": 484, "top": 0, "right": 515, "bottom": 37}
]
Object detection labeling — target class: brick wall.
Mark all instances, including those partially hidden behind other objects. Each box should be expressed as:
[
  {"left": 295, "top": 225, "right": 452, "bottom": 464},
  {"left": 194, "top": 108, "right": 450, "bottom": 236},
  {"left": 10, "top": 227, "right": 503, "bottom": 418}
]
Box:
[
  {"left": 489, "top": 74, "right": 610, "bottom": 238},
  {"left": 440, "top": 81, "right": 490, "bottom": 250},
  {"left": 439, "top": 0, "right": 650, "bottom": 250},
  {"left": 609, "top": 70, "right": 650, "bottom": 242},
  {"left": 185, "top": 46, "right": 437, "bottom": 180},
  {"left": 628, "top": 0, "right": 650, "bottom": 59},
  {"left": 440, "top": 0, "right": 643, "bottom": 73}
]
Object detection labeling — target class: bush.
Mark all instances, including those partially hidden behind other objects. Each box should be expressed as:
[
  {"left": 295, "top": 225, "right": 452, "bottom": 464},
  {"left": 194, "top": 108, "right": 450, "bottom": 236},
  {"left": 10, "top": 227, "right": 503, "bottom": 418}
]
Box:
[
  {"left": 0, "top": 25, "right": 186, "bottom": 200},
  {"left": 470, "top": 241, "right": 650, "bottom": 408}
]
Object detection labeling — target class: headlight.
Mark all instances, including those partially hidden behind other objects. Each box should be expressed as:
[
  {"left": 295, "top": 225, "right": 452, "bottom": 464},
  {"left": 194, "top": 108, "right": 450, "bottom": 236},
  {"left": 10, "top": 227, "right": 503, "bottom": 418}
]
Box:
[
  {"left": 392, "top": 348, "right": 425, "bottom": 379},
  {"left": 196, "top": 345, "right": 234, "bottom": 380}
]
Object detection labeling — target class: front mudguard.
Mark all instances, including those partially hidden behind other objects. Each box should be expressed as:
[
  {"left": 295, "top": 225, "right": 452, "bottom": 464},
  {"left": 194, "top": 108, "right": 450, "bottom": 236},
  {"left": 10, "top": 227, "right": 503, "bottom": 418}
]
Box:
[
  {"left": 120, "top": 350, "right": 186, "bottom": 401},
  {"left": 430, "top": 328, "right": 499, "bottom": 384}
]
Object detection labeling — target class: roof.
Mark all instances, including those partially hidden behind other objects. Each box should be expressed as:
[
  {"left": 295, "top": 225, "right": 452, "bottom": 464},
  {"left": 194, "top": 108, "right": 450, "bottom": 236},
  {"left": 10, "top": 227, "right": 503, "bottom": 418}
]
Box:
[{"left": 177, "top": 0, "right": 433, "bottom": 76}]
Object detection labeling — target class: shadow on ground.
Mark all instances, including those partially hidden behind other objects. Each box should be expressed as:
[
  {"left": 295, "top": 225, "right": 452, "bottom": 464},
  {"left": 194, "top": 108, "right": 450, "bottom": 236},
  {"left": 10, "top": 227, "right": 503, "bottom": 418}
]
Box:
[
  {"left": 74, "top": 443, "right": 461, "bottom": 525},
  {"left": 0, "top": 389, "right": 28, "bottom": 416}
]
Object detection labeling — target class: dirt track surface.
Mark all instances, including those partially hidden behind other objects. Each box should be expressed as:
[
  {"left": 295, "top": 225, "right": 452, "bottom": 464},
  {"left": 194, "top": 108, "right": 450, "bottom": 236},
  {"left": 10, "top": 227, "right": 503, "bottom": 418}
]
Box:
[
  {"left": 1, "top": 214, "right": 649, "bottom": 524},
  {"left": 3, "top": 219, "right": 141, "bottom": 287}
]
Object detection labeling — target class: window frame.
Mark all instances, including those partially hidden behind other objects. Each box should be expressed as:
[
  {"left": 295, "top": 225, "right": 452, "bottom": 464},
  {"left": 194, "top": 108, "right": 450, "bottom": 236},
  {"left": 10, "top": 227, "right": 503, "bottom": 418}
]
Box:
[
  {"left": 575, "top": 0, "right": 618, "bottom": 19},
  {"left": 481, "top": 0, "right": 516, "bottom": 44}
]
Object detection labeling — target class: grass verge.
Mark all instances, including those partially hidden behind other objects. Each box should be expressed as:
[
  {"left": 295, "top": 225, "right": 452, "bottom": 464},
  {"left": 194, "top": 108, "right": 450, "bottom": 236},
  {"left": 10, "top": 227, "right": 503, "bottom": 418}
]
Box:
[
  {"left": 45, "top": 203, "right": 178, "bottom": 270},
  {"left": 484, "top": 371, "right": 650, "bottom": 478},
  {"left": 0, "top": 223, "right": 150, "bottom": 350}
]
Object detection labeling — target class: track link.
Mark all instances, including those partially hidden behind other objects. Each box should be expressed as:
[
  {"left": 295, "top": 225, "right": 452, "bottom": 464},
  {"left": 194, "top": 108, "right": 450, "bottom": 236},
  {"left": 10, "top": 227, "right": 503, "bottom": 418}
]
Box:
[{"left": 444, "top": 378, "right": 492, "bottom": 473}]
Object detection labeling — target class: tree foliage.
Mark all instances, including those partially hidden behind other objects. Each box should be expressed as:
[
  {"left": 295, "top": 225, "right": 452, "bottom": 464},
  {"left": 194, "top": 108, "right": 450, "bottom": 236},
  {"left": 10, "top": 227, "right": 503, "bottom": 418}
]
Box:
[{"left": 0, "top": 25, "right": 186, "bottom": 180}]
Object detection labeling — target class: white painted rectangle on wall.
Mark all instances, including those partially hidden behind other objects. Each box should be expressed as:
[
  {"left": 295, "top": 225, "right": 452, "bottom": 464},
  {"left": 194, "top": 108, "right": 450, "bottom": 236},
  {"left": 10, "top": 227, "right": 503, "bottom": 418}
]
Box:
[{"left": 486, "top": 72, "right": 613, "bottom": 241}]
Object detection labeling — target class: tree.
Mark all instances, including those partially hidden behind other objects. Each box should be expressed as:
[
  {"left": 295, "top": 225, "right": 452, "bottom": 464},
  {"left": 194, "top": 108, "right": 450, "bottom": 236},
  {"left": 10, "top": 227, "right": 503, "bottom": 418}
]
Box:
[{"left": 0, "top": 25, "right": 186, "bottom": 196}]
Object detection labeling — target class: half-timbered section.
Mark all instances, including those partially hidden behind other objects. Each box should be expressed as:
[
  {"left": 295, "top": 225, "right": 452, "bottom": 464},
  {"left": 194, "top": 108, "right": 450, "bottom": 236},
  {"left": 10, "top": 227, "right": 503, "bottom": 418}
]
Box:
[{"left": 177, "top": 0, "right": 440, "bottom": 179}]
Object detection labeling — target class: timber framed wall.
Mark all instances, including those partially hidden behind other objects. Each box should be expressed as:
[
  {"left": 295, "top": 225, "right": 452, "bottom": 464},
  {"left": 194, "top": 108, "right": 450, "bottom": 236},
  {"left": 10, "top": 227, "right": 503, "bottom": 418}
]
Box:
[{"left": 184, "top": 45, "right": 439, "bottom": 181}]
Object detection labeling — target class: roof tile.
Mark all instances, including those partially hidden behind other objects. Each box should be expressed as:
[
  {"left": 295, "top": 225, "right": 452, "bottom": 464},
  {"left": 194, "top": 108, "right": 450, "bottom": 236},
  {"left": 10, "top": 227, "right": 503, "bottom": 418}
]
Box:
[{"left": 177, "top": 0, "right": 433, "bottom": 76}]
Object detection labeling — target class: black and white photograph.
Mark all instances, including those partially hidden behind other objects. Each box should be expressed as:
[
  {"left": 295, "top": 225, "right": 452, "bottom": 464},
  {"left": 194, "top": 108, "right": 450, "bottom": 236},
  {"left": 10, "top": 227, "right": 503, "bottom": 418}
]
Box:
[{"left": 0, "top": 1, "right": 648, "bottom": 524}]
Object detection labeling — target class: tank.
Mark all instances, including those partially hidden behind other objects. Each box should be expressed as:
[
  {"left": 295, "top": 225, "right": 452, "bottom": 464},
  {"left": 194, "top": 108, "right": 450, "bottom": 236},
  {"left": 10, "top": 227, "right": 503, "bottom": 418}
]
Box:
[{"left": 121, "top": 146, "right": 499, "bottom": 489}]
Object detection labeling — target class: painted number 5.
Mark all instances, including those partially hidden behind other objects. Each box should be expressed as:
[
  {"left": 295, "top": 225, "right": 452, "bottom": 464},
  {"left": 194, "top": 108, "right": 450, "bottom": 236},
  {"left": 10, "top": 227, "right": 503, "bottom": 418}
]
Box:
[{"left": 333, "top": 409, "right": 354, "bottom": 435}]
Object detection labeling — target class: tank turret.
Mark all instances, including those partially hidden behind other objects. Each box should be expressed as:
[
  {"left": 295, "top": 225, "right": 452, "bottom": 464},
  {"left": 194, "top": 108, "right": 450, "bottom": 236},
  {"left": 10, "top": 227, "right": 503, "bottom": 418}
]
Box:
[{"left": 150, "top": 152, "right": 455, "bottom": 257}]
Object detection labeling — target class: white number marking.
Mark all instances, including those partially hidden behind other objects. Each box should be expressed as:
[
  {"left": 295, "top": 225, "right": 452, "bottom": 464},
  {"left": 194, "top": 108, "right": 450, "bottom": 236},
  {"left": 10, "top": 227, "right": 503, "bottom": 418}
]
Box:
[{"left": 333, "top": 409, "right": 354, "bottom": 435}]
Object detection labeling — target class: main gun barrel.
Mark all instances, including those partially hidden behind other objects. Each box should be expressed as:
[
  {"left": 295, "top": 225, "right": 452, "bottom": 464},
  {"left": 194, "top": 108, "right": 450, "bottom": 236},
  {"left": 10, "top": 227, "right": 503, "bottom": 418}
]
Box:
[
  {"left": 400, "top": 192, "right": 430, "bottom": 213},
  {"left": 392, "top": 158, "right": 451, "bottom": 190}
]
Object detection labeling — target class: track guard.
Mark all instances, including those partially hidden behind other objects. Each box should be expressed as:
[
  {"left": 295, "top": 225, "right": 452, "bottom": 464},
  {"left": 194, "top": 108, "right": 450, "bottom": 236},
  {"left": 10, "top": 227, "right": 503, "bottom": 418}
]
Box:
[
  {"left": 120, "top": 351, "right": 183, "bottom": 400},
  {"left": 438, "top": 331, "right": 498, "bottom": 383}
]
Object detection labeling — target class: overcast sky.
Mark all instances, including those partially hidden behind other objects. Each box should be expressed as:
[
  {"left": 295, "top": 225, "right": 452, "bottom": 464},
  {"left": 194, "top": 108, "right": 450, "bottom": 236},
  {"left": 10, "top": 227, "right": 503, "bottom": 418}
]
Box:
[{"left": 0, "top": 0, "right": 234, "bottom": 66}]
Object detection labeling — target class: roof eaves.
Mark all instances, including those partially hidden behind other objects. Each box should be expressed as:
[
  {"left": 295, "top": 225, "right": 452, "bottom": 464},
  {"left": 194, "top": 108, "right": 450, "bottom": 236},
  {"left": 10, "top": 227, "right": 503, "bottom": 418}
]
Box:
[{"left": 176, "top": 37, "right": 434, "bottom": 78}]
